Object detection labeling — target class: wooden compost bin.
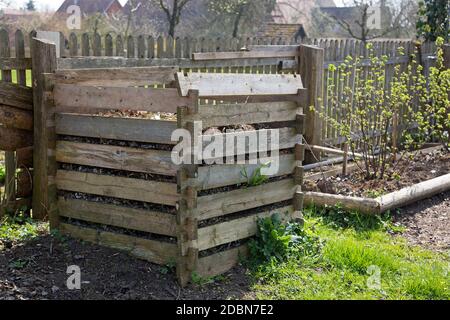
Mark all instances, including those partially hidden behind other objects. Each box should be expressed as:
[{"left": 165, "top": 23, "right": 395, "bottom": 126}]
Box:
[{"left": 34, "top": 45, "right": 312, "bottom": 286}]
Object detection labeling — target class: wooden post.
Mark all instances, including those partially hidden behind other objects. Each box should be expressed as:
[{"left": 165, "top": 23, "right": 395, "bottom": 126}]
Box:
[
  {"left": 31, "top": 38, "right": 57, "bottom": 221},
  {"left": 342, "top": 143, "right": 349, "bottom": 176},
  {"left": 176, "top": 90, "right": 200, "bottom": 287},
  {"left": 298, "top": 44, "right": 324, "bottom": 164},
  {"left": 443, "top": 44, "right": 450, "bottom": 69},
  {"left": 0, "top": 29, "right": 16, "bottom": 212}
]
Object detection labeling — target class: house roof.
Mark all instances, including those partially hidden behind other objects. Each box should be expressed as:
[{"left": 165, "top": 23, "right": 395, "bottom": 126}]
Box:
[
  {"left": 258, "top": 23, "right": 307, "bottom": 40},
  {"left": 56, "top": 0, "right": 122, "bottom": 15}
]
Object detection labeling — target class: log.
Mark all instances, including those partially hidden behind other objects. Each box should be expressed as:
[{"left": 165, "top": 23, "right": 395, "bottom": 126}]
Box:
[
  {"left": 0, "top": 126, "right": 33, "bottom": 151},
  {"left": 0, "top": 105, "right": 33, "bottom": 131},
  {"left": 378, "top": 173, "right": 450, "bottom": 213},
  {"left": 310, "top": 145, "right": 372, "bottom": 159},
  {"left": 17, "top": 147, "right": 33, "bottom": 168},
  {"left": 17, "top": 170, "right": 32, "bottom": 198},
  {"left": 304, "top": 191, "right": 381, "bottom": 215}
]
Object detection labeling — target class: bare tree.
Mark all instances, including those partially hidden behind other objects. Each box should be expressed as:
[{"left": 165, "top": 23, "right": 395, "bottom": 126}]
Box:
[
  {"left": 325, "top": 0, "right": 417, "bottom": 42},
  {"left": 152, "top": 0, "right": 193, "bottom": 37}
]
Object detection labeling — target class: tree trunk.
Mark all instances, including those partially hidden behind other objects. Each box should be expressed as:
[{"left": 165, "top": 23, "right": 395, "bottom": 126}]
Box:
[{"left": 232, "top": 6, "right": 245, "bottom": 38}]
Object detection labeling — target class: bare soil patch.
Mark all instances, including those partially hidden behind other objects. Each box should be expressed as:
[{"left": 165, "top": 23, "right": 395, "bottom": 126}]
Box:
[
  {"left": 0, "top": 234, "right": 253, "bottom": 300},
  {"left": 394, "top": 191, "right": 450, "bottom": 253},
  {"left": 304, "top": 148, "right": 450, "bottom": 198}
]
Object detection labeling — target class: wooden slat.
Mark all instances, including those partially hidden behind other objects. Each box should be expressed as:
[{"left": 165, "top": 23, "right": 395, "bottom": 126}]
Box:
[
  {"left": 197, "top": 245, "right": 249, "bottom": 278},
  {"left": 54, "top": 85, "right": 188, "bottom": 113},
  {"left": 192, "top": 49, "right": 299, "bottom": 61},
  {"left": 0, "top": 105, "right": 33, "bottom": 131},
  {"left": 56, "top": 141, "right": 178, "bottom": 176},
  {"left": 52, "top": 67, "right": 178, "bottom": 87},
  {"left": 56, "top": 57, "right": 287, "bottom": 70},
  {"left": 0, "top": 82, "right": 33, "bottom": 110},
  {"left": 201, "top": 128, "right": 301, "bottom": 161},
  {"left": 0, "top": 58, "right": 32, "bottom": 70},
  {"left": 58, "top": 198, "right": 177, "bottom": 236},
  {"left": 191, "top": 154, "right": 295, "bottom": 190},
  {"left": 176, "top": 72, "right": 304, "bottom": 97},
  {"left": 198, "top": 206, "right": 295, "bottom": 251},
  {"left": 59, "top": 223, "right": 178, "bottom": 265},
  {"left": 56, "top": 170, "right": 178, "bottom": 206},
  {"left": 55, "top": 114, "right": 177, "bottom": 145},
  {"left": 197, "top": 179, "right": 296, "bottom": 221},
  {"left": 0, "top": 126, "right": 33, "bottom": 151},
  {"left": 182, "top": 101, "right": 298, "bottom": 127}
]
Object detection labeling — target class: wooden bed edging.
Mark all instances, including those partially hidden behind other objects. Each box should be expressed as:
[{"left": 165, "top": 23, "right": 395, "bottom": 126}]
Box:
[{"left": 304, "top": 173, "right": 450, "bottom": 214}]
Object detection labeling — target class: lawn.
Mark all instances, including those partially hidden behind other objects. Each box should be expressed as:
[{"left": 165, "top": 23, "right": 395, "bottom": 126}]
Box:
[{"left": 248, "top": 206, "right": 449, "bottom": 300}]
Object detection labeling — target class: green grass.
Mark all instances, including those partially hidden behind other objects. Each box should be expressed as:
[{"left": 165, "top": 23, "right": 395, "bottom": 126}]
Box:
[{"left": 248, "top": 206, "right": 450, "bottom": 300}]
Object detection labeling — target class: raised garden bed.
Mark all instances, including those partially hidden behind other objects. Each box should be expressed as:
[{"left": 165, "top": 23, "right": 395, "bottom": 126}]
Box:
[{"left": 303, "top": 147, "right": 450, "bottom": 214}]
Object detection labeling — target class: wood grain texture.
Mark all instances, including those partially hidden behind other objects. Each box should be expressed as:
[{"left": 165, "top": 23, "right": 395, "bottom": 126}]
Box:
[
  {"left": 56, "top": 170, "right": 179, "bottom": 206},
  {"left": 198, "top": 206, "right": 295, "bottom": 251},
  {"left": 182, "top": 101, "right": 298, "bottom": 128},
  {"left": 0, "top": 105, "right": 33, "bottom": 131},
  {"left": 0, "top": 82, "right": 33, "bottom": 110},
  {"left": 56, "top": 141, "right": 178, "bottom": 176},
  {"left": 197, "top": 179, "right": 296, "bottom": 221},
  {"left": 54, "top": 85, "right": 189, "bottom": 113},
  {"left": 58, "top": 198, "right": 177, "bottom": 236},
  {"left": 190, "top": 154, "right": 295, "bottom": 190},
  {"left": 196, "top": 245, "right": 249, "bottom": 278},
  {"left": 52, "top": 66, "right": 178, "bottom": 87},
  {"left": 176, "top": 72, "right": 304, "bottom": 97},
  {"left": 55, "top": 114, "right": 177, "bottom": 145},
  {"left": 0, "top": 126, "right": 33, "bottom": 151},
  {"left": 59, "top": 223, "right": 178, "bottom": 265}
]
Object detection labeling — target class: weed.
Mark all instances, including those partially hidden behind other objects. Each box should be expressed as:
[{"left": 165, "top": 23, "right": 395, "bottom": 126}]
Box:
[{"left": 241, "top": 163, "right": 270, "bottom": 187}]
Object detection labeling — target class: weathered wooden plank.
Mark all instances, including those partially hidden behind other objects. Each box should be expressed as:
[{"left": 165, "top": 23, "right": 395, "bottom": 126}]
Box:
[
  {"left": 56, "top": 141, "right": 178, "bottom": 176},
  {"left": 56, "top": 170, "right": 178, "bottom": 206},
  {"left": 196, "top": 245, "right": 249, "bottom": 278},
  {"left": 298, "top": 45, "right": 324, "bottom": 164},
  {"left": 176, "top": 72, "right": 304, "bottom": 97},
  {"left": 182, "top": 101, "right": 298, "bottom": 127},
  {"left": 55, "top": 114, "right": 177, "bottom": 145},
  {"left": 56, "top": 57, "right": 287, "bottom": 70},
  {"left": 59, "top": 223, "right": 178, "bottom": 265},
  {"left": 0, "top": 58, "right": 32, "bottom": 70},
  {"left": 58, "top": 198, "right": 177, "bottom": 237},
  {"left": 0, "top": 126, "right": 33, "bottom": 151},
  {"left": 201, "top": 128, "right": 301, "bottom": 161},
  {"left": 0, "top": 82, "right": 33, "bottom": 110},
  {"left": 190, "top": 154, "right": 295, "bottom": 190},
  {"left": 192, "top": 49, "right": 299, "bottom": 60},
  {"left": 54, "top": 85, "right": 188, "bottom": 113},
  {"left": 17, "top": 146, "right": 33, "bottom": 168},
  {"left": 52, "top": 67, "right": 178, "bottom": 87},
  {"left": 197, "top": 179, "right": 296, "bottom": 221},
  {"left": 31, "top": 38, "right": 57, "bottom": 220},
  {"left": 198, "top": 206, "right": 295, "bottom": 251},
  {"left": 0, "top": 105, "right": 33, "bottom": 131}
]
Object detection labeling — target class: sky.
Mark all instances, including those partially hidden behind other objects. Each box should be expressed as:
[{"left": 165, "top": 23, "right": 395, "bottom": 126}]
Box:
[
  {"left": 5, "top": 0, "right": 346, "bottom": 12},
  {"left": 4, "top": 0, "right": 129, "bottom": 11}
]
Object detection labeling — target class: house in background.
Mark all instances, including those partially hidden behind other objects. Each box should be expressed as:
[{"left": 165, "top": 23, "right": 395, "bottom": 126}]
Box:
[
  {"left": 259, "top": 0, "right": 337, "bottom": 41},
  {"left": 56, "top": 0, "right": 123, "bottom": 18}
]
